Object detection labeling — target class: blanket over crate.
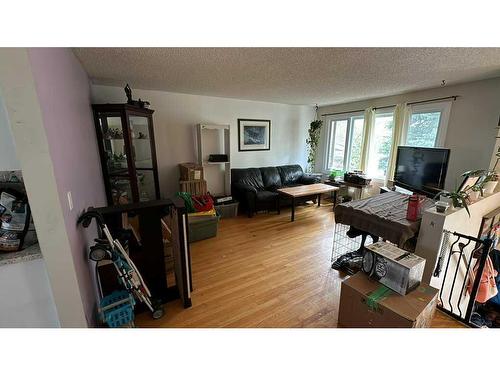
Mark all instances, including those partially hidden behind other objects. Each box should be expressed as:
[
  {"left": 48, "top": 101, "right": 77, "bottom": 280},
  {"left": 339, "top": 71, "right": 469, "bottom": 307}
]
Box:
[{"left": 334, "top": 191, "right": 434, "bottom": 248}]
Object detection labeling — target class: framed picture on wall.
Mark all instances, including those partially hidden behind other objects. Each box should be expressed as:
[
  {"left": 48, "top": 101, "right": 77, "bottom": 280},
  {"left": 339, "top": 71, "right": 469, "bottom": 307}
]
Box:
[{"left": 238, "top": 119, "right": 271, "bottom": 151}]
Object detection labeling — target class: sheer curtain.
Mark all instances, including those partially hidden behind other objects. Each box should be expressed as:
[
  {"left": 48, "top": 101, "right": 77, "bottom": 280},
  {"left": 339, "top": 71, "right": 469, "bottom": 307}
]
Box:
[
  {"left": 360, "top": 107, "right": 374, "bottom": 172},
  {"left": 385, "top": 103, "right": 409, "bottom": 186}
]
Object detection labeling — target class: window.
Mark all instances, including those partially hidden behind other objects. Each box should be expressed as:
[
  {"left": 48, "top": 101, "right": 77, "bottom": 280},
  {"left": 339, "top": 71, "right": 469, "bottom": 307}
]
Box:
[
  {"left": 404, "top": 101, "right": 451, "bottom": 147},
  {"left": 325, "top": 114, "right": 364, "bottom": 172},
  {"left": 327, "top": 119, "right": 347, "bottom": 170},
  {"left": 406, "top": 112, "right": 441, "bottom": 147},
  {"left": 366, "top": 110, "right": 394, "bottom": 179},
  {"left": 349, "top": 117, "right": 364, "bottom": 171}
]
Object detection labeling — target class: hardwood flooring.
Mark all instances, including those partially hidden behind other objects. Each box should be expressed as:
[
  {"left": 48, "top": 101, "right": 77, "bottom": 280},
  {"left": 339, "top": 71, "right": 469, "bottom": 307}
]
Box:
[{"left": 136, "top": 202, "right": 463, "bottom": 328}]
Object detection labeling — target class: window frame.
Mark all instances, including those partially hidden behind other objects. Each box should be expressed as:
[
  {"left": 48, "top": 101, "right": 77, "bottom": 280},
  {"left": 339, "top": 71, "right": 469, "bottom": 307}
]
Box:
[
  {"left": 323, "top": 113, "right": 365, "bottom": 173},
  {"left": 365, "top": 107, "right": 396, "bottom": 180},
  {"left": 402, "top": 101, "right": 451, "bottom": 148}
]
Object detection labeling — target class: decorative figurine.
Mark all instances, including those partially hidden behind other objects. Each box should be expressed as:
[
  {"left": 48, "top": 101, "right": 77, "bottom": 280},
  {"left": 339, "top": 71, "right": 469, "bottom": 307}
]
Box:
[
  {"left": 124, "top": 84, "right": 133, "bottom": 103},
  {"left": 124, "top": 83, "right": 150, "bottom": 109}
]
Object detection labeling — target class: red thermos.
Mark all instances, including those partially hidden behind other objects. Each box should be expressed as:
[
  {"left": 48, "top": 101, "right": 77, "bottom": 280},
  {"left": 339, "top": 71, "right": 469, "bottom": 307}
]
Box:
[{"left": 406, "top": 194, "right": 424, "bottom": 221}]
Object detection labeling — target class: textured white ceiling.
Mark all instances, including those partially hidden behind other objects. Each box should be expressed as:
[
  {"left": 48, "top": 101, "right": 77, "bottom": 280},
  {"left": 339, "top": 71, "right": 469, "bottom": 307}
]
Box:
[{"left": 74, "top": 48, "right": 500, "bottom": 106}]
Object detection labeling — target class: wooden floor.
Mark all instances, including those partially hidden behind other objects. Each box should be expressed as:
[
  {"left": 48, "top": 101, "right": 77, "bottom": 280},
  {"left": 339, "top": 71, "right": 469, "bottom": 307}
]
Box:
[{"left": 137, "top": 202, "right": 463, "bottom": 328}]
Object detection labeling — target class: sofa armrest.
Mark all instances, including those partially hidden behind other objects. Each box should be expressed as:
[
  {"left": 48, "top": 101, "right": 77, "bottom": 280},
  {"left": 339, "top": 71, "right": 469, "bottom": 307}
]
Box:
[
  {"left": 300, "top": 174, "right": 320, "bottom": 185},
  {"left": 233, "top": 183, "right": 258, "bottom": 217}
]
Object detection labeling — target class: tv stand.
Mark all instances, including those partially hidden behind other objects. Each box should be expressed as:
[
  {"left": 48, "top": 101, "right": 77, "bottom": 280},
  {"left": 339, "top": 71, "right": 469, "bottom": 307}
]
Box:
[
  {"left": 381, "top": 184, "right": 414, "bottom": 195},
  {"left": 394, "top": 185, "right": 414, "bottom": 195},
  {"left": 379, "top": 186, "right": 393, "bottom": 194}
]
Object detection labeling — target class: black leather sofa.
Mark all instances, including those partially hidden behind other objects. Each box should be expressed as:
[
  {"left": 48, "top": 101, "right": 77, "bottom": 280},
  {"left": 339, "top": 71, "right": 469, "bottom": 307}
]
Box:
[{"left": 231, "top": 164, "right": 320, "bottom": 217}]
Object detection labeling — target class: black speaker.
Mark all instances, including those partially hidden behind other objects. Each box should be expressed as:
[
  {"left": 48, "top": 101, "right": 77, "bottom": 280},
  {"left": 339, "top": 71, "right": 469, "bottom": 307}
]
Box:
[{"left": 208, "top": 154, "right": 228, "bottom": 163}]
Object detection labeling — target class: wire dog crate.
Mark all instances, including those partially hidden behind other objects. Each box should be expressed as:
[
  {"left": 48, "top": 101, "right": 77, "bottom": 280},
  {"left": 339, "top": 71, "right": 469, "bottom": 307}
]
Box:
[
  {"left": 330, "top": 222, "right": 374, "bottom": 274},
  {"left": 435, "top": 230, "right": 493, "bottom": 327}
]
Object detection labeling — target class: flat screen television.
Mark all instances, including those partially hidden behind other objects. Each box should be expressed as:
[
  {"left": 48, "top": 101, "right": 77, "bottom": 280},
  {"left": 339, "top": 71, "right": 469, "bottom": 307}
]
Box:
[{"left": 394, "top": 146, "right": 450, "bottom": 197}]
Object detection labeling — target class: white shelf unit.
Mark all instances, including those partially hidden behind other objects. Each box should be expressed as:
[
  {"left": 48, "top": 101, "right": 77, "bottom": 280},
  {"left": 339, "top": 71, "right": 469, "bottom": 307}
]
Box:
[{"left": 196, "top": 124, "right": 231, "bottom": 196}]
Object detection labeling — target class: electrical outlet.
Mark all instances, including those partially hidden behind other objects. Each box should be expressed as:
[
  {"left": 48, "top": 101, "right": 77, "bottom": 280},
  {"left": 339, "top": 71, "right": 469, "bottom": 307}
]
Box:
[{"left": 67, "top": 191, "right": 73, "bottom": 211}]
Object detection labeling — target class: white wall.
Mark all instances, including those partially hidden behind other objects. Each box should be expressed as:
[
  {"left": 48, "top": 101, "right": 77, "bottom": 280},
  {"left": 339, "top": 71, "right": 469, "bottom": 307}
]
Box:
[
  {"left": 91, "top": 85, "right": 314, "bottom": 197},
  {"left": 0, "top": 91, "right": 21, "bottom": 171},
  {"left": 0, "top": 258, "right": 60, "bottom": 328},
  {"left": 317, "top": 78, "right": 500, "bottom": 191}
]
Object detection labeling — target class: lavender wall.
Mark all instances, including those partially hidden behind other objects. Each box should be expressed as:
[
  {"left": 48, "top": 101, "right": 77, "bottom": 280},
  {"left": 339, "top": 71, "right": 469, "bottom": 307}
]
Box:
[{"left": 28, "top": 48, "right": 106, "bottom": 324}]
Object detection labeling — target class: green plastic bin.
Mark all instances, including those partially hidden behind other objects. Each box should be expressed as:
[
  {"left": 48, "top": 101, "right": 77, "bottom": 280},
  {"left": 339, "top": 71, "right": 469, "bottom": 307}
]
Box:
[{"left": 188, "top": 214, "right": 219, "bottom": 242}]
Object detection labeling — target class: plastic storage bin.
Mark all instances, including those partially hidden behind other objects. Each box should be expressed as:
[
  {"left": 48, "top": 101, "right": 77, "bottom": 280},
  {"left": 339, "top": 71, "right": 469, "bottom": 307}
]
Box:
[
  {"left": 188, "top": 215, "right": 219, "bottom": 242},
  {"left": 215, "top": 201, "right": 239, "bottom": 218},
  {"left": 99, "top": 290, "right": 135, "bottom": 328}
]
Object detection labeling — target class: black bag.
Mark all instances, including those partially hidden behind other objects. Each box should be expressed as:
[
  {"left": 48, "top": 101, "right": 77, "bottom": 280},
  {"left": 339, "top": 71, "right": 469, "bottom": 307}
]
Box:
[{"left": 0, "top": 189, "right": 31, "bottom": 252}]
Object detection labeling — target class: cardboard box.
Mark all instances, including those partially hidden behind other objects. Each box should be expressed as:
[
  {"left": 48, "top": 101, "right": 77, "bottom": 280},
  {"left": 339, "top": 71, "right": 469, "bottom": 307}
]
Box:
[
  {"left": 363, "top": 242, "right": 426, "bottom": 295},
  {"left": 179, "top": 179, "right": 207, "bottom": 195},
  {"left": 179, "top": 163, "right": 204, "bottom": 181},
  {"left": 338, "top": 272, "right": 438, "bottom": 328}
]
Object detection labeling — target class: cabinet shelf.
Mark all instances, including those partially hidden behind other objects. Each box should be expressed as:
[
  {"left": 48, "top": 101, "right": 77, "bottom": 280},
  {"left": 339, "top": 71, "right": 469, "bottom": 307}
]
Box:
[
  {"left": 197, "top": 124, "right": 231, "bottom": 196},
  {"left": 204, "top": 161, "right": 230, "bottom": 165}
]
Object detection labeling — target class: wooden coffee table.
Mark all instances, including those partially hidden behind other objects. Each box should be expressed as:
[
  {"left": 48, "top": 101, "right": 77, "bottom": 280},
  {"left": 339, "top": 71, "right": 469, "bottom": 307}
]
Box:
[{"left": 277, "top": 183, "right": 339, "bottom": 222}]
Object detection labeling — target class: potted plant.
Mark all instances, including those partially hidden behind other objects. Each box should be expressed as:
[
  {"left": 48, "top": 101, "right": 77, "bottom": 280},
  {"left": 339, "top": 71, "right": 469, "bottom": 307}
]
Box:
[
  {"left": 480, "top": 145, "right": 500, "bottom": 194},
  {"left": 436, "top": 190, "right": 453, "bottom": 205},
  {"left": 434, "top": 189, "right": 471, "bottom": 217},
  {"left": 306, "top": 119, "right": 323, "bottom": 173},
  {"left": 329, "top": 169, "right": 343, "bottom": 181},
  {"left": 483, "top": 170, "right": 499, "bottom": 194},
  {"left": 460, "top": 169, "right": 484, "bottom": 201},
  {"left": 468, "top": 184, "right": 483, "bottom": 202}
]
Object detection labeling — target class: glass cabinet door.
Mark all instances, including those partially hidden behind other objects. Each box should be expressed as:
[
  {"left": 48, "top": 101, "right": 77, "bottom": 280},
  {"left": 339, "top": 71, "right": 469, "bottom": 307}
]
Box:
[
  {"left": 109, "top": 176, "right": 134, "bottom": 205},
  {"left": 129, "top": 115, "right": 153, "bottom": 169},
  {"left": 97, "top": 113, "right": 135, "bottom": 205},
  {"left": 137, "top": 169, "right": 157, "bottom": 202},
  {"left": 129, "top": 115, "right": 157, "bottom": 201},
  {"left": 100, "top": 115, "right": 128, "bottom": 173}
]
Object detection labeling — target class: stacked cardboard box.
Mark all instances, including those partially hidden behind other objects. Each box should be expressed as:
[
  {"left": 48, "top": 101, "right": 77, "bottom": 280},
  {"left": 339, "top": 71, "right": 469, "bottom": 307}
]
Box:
[
  {"left": 338, "top": 272, "right": 438, "bottom": 328},
  {"left": 179, "top": 163, "right": 207, "bottom": 195},
  {"left": 179, "top": 163, "right": 204, "bottom": 181}
]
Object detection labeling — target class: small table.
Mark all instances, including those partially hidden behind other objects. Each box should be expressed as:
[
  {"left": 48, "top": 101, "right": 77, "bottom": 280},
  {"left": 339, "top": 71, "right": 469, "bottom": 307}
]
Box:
[
  {"left": 277, "top": 183, "right": 339, "bottom": 222},
  {"left": 325, "top": 179, "right": 372, "bottom": 200}
]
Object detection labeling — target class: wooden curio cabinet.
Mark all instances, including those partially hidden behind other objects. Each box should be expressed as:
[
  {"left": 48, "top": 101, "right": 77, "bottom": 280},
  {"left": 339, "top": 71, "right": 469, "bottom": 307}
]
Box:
[{"left": 92, "top": 104, "right": 160, "bottom": 206}]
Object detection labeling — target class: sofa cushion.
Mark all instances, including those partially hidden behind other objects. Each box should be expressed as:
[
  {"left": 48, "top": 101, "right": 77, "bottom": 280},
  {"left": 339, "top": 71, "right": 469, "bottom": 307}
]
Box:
[
  {"left": 256, "top": 190, "right": 279, "bottom": 201},
  {"left": 231, "top": 168, "right": 265, "bottom": 190},
  {"left": 260, "top": 166, "right": 282, "bottom": 190},
  {"left": 277, "top": 165, "right": 304, "bottom": 186}
]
